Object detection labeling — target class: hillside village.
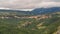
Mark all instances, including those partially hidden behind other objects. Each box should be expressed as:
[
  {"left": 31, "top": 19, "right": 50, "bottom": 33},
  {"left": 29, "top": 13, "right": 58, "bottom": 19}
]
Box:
[
  {"left": 0, "top": 14, "right": 52, "bottom": 19},
  {"left": 0, "top": 12, "right": 59, "bottom": 19}
]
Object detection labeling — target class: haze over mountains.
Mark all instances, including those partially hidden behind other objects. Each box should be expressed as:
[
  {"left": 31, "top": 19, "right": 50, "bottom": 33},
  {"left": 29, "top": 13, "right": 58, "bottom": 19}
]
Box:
[
  {"left": 0, "top": 7, "right": 60, "bottom": 15},
  {"left": 0, "top": 7, "right": 33, "bottom": 11}
]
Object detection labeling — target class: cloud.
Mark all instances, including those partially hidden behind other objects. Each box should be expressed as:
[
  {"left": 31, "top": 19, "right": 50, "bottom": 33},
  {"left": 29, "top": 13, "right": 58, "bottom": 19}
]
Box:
[
  {"left": 37, "top": 2, "right": 60, "bottom": 8},
  {"left": 0, "top": 0, "right": 60, "bottom": 9}
]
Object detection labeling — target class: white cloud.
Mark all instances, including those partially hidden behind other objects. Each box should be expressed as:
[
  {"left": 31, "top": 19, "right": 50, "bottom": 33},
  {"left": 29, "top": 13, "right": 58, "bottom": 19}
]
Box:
[
  {"left": 37, "top": 2, "right": 60, "bottom": 8},
  {"left": 0, "top": 0, "right": 60, "bottom": 9}
]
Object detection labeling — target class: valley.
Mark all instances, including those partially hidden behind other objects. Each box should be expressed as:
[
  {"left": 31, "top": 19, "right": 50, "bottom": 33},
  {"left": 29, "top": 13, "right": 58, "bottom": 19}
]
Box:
[{"left": 0, "top": 7, "right": 60, "bottom": 34}]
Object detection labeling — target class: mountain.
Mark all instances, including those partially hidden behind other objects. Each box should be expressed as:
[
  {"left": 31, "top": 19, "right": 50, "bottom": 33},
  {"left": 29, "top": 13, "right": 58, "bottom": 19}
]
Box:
[
  {"left": 0, "top": 7, "right": 60, "bottom": 15},
  {"left": 0, "top": 9, "right": 60, "bottom": 34},
  {"left": 31, "top": 7, "right": 60, "bottom": 15},
  {"left": 0, "top": 7, "right": 60, "bottom": 34},
  {"left": 0, "top": 9, "right": 32, "bottom": 16}
]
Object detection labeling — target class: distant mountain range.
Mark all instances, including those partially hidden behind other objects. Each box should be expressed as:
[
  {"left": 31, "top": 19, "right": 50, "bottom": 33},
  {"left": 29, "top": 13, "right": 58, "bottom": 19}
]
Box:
[
  {"left": 0, "top": 7, "right": 60, "bottom": 15},
  {"left": 31, "top": 7, "right": 60, "bottom": 15}
]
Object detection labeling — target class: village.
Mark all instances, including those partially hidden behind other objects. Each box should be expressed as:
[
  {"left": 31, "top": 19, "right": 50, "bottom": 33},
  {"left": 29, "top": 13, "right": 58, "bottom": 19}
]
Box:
[{"left": 0, "top": 14, "right": 52, "bottom": 19}]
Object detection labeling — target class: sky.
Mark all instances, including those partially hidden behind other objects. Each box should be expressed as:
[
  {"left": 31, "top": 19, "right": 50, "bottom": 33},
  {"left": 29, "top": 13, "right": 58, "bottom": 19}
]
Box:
[{"left": 0, "top": 0, "right": 60, "bottom": 9}]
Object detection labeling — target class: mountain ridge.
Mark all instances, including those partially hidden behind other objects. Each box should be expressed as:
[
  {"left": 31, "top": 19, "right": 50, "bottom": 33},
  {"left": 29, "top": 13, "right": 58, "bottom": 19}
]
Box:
[{"left": 0, "top": 7, "right": 60, "bottom": 15}]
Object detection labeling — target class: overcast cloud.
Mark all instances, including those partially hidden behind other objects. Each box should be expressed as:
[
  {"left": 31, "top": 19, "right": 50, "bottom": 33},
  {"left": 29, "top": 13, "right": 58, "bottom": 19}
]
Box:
[{"left": 0, "top": 0, "right": 60, "bottom": 9}]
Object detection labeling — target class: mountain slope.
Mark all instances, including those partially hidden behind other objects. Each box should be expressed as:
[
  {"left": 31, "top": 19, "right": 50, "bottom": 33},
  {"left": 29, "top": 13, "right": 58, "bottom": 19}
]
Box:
[
  {"left": 31, "top": 7, "right": 60, "bottom": 15},
  {"left": 0, "top": 7, "right": 60, "bottom": 15}
]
